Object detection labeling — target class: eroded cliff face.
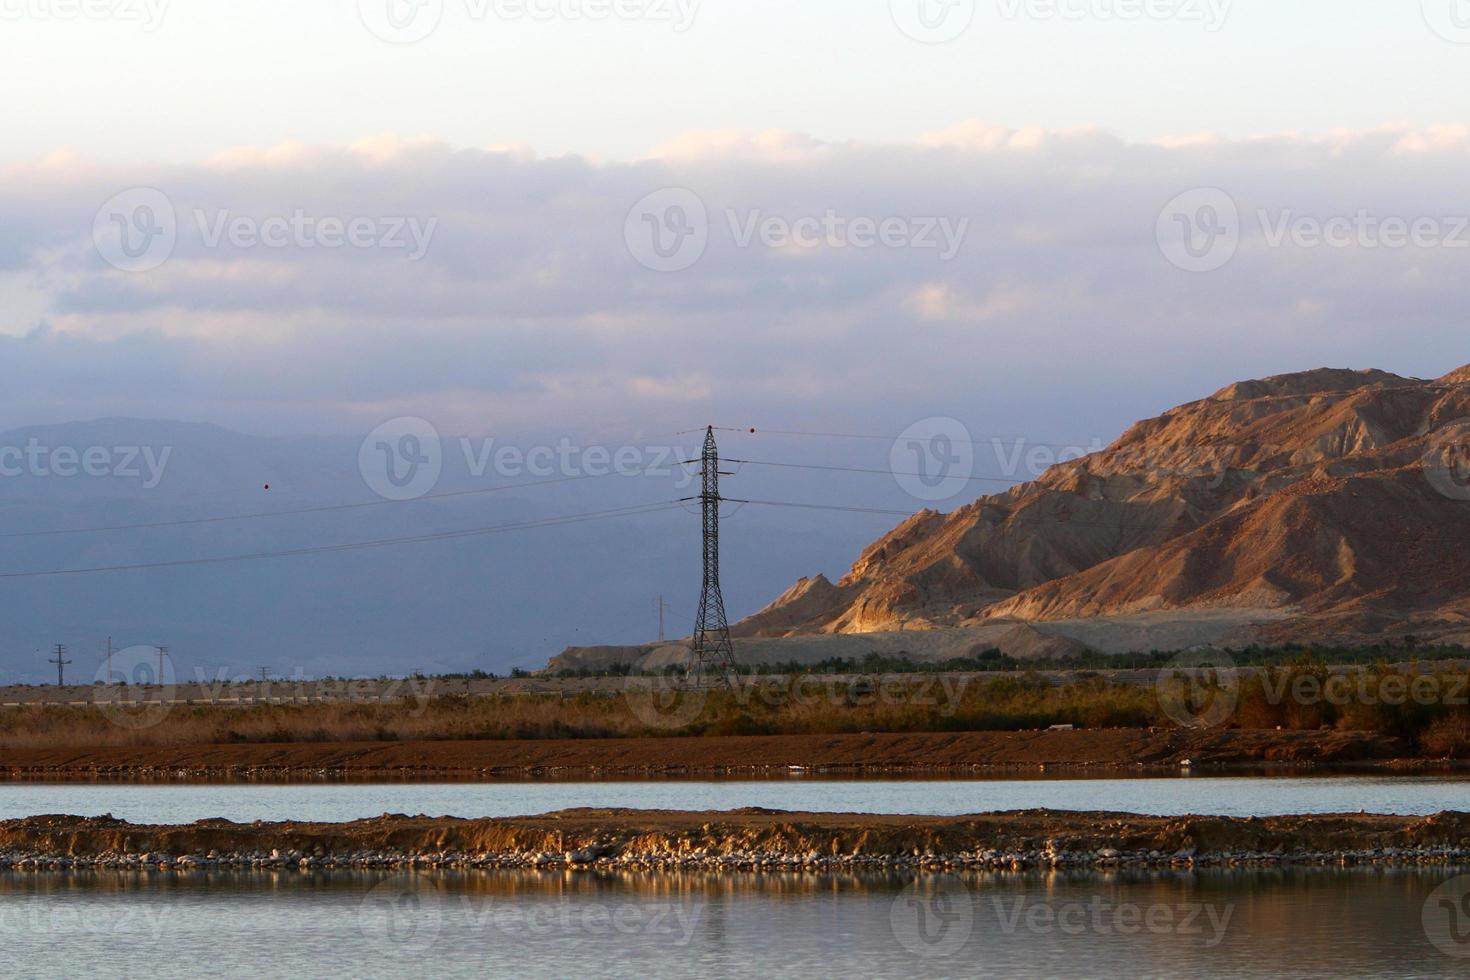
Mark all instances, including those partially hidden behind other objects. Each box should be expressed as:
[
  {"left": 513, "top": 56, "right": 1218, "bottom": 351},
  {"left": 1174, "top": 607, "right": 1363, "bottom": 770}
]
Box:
[{"left": 737, "top": 365, "right": 1470, "bottom": 645}]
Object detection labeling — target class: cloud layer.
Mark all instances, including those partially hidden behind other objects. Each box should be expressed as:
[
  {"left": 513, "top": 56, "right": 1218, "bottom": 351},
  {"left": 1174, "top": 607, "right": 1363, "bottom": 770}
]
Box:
[{"left": 4, "top": 124, "right": 1469, "bottom": 443}]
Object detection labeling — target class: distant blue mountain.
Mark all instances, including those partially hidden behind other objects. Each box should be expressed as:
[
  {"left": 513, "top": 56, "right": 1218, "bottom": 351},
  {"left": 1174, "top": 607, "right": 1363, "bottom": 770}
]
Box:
[{"left": 0, "top": 419, "right": 901, "bottom": 683}]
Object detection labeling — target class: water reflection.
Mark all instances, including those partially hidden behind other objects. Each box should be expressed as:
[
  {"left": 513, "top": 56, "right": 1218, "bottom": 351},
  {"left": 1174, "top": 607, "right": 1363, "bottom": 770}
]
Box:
[
  {"left": 2, "top": 868, "right": 1466, "bottom": 978},
  {"left": 3, "top": 774, "right": 1470, "bottom": 823}
]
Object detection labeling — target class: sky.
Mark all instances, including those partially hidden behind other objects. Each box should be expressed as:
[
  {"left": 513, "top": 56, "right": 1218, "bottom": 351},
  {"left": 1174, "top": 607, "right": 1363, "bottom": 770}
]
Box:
[{"left": 1, "top": 0, "right": 1469, "bottom": 449}]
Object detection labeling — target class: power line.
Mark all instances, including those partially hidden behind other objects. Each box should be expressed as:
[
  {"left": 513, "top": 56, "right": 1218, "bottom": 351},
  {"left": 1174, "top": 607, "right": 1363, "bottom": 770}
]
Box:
[
  {"left": 734, "top": 497, "right": 1205, "bottom": 532},
  {"left": 0, "top": 502, "right": 683, "bottom": 581},
  {"left": 732, "top": 427, "right": 1104, "bottom": 453},
  {"left": 0, "top": 470, "right": 635, "bottom": 541},
  {"left": 727, "top": 457, "right": 1028, "bottom": 486},
  {"left": 726, "top": 456, "right": 1224, "bottom": 490}
]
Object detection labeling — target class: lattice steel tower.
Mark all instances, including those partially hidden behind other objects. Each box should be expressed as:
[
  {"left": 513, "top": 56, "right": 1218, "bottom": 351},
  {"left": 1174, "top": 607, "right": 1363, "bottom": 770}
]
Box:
[{"left": 691, "top": 426, "right": 737, "bottom": 684}]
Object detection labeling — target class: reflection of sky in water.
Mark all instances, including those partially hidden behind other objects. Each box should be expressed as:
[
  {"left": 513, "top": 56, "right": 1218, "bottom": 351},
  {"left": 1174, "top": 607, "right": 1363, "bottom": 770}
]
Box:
[
  {"left": 2, "top": 775, "right": 1468, "bottom": 824},
  {"left": 0, "top": 868, "right": 1462, "bottom": 979}
]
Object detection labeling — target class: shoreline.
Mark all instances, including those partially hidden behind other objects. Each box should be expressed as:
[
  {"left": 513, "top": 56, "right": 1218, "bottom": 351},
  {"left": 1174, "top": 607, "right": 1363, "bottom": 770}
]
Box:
[
  {"left": 0, "top": 727, "right": 1439, "bottom": 782},
  {"left": 3, "top": 809, "right": 1469, "bottom": 874}
]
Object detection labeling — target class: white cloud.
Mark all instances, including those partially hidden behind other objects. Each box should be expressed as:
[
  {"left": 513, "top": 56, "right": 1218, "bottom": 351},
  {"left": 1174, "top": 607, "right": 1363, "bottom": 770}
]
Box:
[{"left": 2, "top": 123, "right": 1469, "bottom": 439}]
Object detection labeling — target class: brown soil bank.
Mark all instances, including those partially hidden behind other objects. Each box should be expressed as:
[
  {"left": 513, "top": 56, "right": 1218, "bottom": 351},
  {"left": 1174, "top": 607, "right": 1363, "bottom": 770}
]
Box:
[
  {"left": 0, "top": 728, "right": 1416, "bottom": 781},
  {"left": 3, "top": 810, "right": 1469, "bottom": 872}
]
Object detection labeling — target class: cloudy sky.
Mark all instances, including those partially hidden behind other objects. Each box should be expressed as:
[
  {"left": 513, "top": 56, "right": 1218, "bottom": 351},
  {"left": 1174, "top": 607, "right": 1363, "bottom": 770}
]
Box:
[{"left": 2, "top": 0, "right": 1470, "bottom": 448}]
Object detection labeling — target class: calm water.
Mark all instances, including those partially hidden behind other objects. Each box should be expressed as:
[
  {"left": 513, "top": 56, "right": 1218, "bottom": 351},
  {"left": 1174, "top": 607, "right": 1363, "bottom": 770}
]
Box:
[
  {"left": 1, "top": 774, "right": 1468, "bottom": 824},
  {"left": 2, "top": 868, "right": 1468, "bottom": 979}
]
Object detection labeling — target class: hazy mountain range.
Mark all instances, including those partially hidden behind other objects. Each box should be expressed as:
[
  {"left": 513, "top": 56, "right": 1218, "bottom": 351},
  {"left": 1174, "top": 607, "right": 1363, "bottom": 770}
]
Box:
[{"left": 0, "top": 419, "right": 903, "bottom": 684}]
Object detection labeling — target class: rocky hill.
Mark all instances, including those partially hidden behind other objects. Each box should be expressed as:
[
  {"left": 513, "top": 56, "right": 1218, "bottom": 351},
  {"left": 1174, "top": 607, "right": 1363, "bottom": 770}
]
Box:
[{"left": 735, "top": 365, "right": 1470, "bottom": 650}]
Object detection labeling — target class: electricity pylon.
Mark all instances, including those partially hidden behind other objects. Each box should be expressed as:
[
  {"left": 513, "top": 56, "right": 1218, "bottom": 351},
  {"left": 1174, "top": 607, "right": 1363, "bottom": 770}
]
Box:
[
  {"left": 690, "top": 426, "right": 737, "bottom": 685},
  {"left": 49, "top": 645, "right": 71, "bottom": 687}
]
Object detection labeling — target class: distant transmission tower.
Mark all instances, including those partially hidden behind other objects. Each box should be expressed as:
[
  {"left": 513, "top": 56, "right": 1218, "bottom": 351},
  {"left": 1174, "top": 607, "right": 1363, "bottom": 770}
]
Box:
[
  {"left": 49, "top": 644, "right": 71, "bottom": 687},
  {"left": 689, "top": 426, "right": 737, "bottom": 685}
]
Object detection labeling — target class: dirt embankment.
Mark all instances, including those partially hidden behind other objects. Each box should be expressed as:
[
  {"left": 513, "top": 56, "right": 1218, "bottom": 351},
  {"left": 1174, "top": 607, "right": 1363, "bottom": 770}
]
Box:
[
  {"left": 0, "top": 727, "right": 1414, "bottom": 781},
  {"left": 4, "top": 809, "right": 1470, "bottom": 872}
]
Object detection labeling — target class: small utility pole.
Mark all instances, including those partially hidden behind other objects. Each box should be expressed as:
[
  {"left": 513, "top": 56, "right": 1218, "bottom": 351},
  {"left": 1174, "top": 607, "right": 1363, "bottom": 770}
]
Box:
[
  {"left": 49, "top": 645, "right": 71, "bottom": 687},
  {"left": 106, "top": 637, "right": 113, "bottom": 684},
  {"left": 657, "top": 595, "right": 670, "bottom": 642}
]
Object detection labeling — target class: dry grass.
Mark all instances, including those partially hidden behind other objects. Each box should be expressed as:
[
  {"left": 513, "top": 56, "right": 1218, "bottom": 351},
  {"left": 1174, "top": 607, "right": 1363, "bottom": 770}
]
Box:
[{"left": 1, "top": 666, "right": 1465, "bottom": 751}]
